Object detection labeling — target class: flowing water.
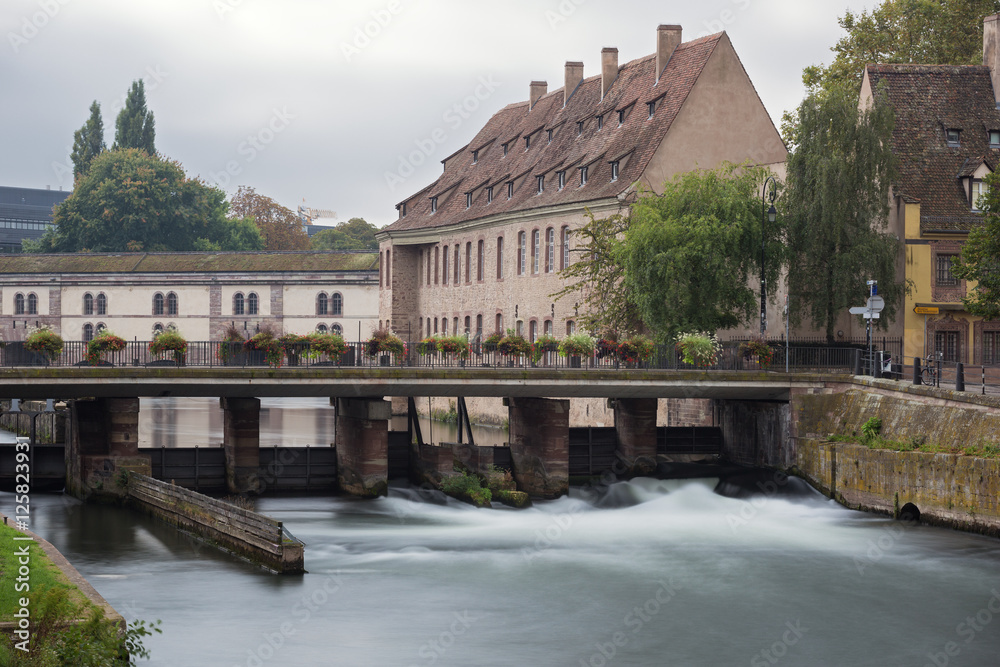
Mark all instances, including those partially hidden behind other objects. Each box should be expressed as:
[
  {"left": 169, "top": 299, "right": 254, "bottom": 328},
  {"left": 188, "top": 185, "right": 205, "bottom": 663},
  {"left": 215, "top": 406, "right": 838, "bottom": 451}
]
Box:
[{"left": 7, "top": 476, "right": 1000, "bottom": 666}]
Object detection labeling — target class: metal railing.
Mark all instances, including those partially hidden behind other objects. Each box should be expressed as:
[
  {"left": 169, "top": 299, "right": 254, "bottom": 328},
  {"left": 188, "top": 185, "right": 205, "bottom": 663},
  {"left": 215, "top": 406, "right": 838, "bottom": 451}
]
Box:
[{"left": 908, "top": 355, "right": 1000, "bottom": 395}]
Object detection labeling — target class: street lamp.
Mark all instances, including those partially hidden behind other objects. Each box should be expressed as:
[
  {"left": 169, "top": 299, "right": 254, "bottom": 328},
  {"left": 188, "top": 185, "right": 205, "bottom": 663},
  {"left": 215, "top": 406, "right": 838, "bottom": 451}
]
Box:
[{"left": 760, "top": 176, "right": 777, "bottom": 337}]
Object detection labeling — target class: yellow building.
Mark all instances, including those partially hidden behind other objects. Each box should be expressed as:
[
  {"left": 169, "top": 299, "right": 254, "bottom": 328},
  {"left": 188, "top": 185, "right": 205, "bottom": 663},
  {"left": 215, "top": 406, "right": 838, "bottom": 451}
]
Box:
[{"left": 858, "top": 15, "right": 1000, "bottom": 366}]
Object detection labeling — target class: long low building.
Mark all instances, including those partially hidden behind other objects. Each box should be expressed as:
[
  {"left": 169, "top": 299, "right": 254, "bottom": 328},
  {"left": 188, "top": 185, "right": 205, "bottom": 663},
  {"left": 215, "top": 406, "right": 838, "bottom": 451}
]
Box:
[{"left": 0, "top": 251, "right": 379, "bottom": 342}]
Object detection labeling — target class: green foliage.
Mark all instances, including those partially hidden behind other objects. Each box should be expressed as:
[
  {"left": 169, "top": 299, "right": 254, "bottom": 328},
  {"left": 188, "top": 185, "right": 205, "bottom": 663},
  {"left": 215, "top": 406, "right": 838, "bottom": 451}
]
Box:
[
  {"left": 229, "top": 186, "right": 309, "bottom": 251},
  {"left": 308, "top": 333, "right": 348, "bottom": 359},
  {"left": 784, "top": 83, "right": 906, "bottom": 342},
  {"left": 531, "top": 333, "right": 559, "bottom": 364},
  {"left": 954, "top": 171, "right": 1000, "bottom": 318},
  {"left": 619, "top": 164, "right": 784, "bottom": 337},
  {"left": 148, "top": 328, "right": 188, "bottom": 360},
  {"left": 441, "top": 471, "right": 492, "bottom": 507},
  {"left": 194, "top": 216, "right": 265, "bottom": 252},
  {"left": 24, "top": 326, "right": 64, "bottom": 362},
  {"left": 70, "top": 101, "right": 105, "bottom": 181},
  {"left": 618, "top": 336, "right": 654, "bottom": 363},
  {"left": 861, "top": 416, "right": 884, "bottom": 444},
  {"left": 366, "top": 328, "right": 406, "bottom": 357},
  {"left": 738, "top": 338, "right": 774, "bottom": 365},
  {"left": 113, "top": 80, "right": 155, "bottom": 154},
  {"left": 497, "top": 331, "right": 532, "bottom": 357},
  {"left": 416, "top": 336, "right": 439, "bottom": 355},
  {"left": 245, "top": 330, "right": 283, "bottom": 367},
  {"left": 675, "top": 331, "right": 722, "bottom": 367},
  {"left": 482, "top": 332, "right": 503, "bottom": 351},
  {"left": 437, "top": 334, "right": 470, "bottom": 359},
  {"left": 557, "top": 332, "right": 594, "bottom": 358},
  {"left": 36, "top": 149, "right": 252, "bottom": 253},
  {"left": 85, "top": 330, "right": 126, "bottom": 366},
  {"left": 310, "top": 218, "right": 379, "bottom": 251}
]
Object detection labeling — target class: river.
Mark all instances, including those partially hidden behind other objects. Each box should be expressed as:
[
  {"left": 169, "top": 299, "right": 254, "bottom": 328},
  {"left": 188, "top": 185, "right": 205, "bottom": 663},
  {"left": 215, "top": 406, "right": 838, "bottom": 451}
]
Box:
[{"left": 6, "top": 474, "right": 1000, "bottom": 666}]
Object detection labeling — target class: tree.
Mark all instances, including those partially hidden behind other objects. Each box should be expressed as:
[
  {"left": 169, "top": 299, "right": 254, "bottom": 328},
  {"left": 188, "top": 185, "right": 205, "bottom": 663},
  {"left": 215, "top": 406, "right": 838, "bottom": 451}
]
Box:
[
  {"left": 32, "top": 148, "right": 261, "bottom": 253},
  {"left": 953, "top": 171, "right": 1000, "bottom": 318},
  {"left": 70, "top": 101, "right": 105, "bottom": 180},
  {"left": 229, "top": 186, "right": 310, "bottom": 251},
  {"left": 310, "top": 217, "right": 379, "bottom": 250},
  {"left": 617, "top": 164, "right": 785, "bottom": 337},
  {"left": 113, "top": 80, "right": 155, "bottom": 154},
  {"left": 784, "top": 84, "right": 906, "bottom": 342}
]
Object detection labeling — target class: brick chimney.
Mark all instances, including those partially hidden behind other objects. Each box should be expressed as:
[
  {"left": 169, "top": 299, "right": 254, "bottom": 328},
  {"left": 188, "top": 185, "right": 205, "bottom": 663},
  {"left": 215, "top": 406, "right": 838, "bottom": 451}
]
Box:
[
  {"left": 601, "top": 47, "right": 618, "bottom": 99},
  {"left": 656, "top": 25, "right": 682, "bottom": 83},
  {"left": 529, "top": 81, "right": 548, "bottom": 110},
  {"left": 564, "top": 61, "right": 583, "bottom": 106},
  {"left": 985, "top": 14, "right": 1000, "bottom": 106}
]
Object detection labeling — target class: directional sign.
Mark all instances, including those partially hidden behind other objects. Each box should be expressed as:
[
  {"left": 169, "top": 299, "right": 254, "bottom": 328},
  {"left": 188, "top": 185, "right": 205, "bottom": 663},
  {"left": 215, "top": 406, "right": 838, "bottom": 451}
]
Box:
[
  {"left": 863, "top": 312, "right": 880, "bottom": 319},
  {"left": 849, "top": 306, "right": 868, "bottom": 315},
  {"left": 866, "top": 295, "right": 885, "bottom": 313},
  {"left": 914, "top": 306, "right": 939, "bottom": 315}
]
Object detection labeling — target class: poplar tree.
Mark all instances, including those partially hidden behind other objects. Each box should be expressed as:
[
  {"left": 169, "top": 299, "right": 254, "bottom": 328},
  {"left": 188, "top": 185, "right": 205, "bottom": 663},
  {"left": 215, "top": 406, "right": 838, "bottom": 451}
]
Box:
[
  {"left": 113, "top": 80, "right": 156, "bottom": 154},
  {"left": 70, "top": 101, "right": 105, "bottom": 180}
]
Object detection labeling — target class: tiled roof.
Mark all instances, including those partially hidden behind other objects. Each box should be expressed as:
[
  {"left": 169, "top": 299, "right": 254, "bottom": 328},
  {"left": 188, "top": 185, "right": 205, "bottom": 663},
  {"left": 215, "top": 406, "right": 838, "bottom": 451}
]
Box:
[
  {"left": 0, "top": 251, "right": 378, "bottom": 274},
  {"left": 867, "top": 64, "right": 1000, "bottom": 232},
  {"left": 382, "top": 33, "right": 724, "bottom": 234}
]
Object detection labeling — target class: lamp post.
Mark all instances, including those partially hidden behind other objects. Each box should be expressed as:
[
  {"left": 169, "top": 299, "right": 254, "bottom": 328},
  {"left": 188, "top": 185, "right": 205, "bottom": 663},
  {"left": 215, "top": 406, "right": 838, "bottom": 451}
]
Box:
[{"left": 760, "top": 176, "right": 777, "bottom": 337}]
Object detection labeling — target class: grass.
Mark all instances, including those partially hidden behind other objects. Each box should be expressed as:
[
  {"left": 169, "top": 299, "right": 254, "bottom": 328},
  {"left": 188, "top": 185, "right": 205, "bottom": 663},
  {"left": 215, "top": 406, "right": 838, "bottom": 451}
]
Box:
[
  {"left": 0, "top": 522, "right": 89, "bottom": 620},
  {"left": 826, "top": 433, "right": 1000, "bottom": 458}
]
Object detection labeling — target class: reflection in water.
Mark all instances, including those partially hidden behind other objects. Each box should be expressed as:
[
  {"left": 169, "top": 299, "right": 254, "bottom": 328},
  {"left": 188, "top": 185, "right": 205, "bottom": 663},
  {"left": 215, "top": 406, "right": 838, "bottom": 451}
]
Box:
[{"left": 139, "top": 397, "right": 508, "bottom": 448}]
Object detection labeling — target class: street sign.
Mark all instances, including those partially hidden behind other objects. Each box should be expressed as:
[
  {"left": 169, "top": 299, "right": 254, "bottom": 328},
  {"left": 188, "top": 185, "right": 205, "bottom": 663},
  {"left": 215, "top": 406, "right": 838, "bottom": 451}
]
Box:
[
  {"left": 863, "top": 312, "right": 880, "bottom": 319},
  {"left": 914, "top": 306, "right": 939, "bottom": 315},
  {"left": 849, "top": 306, "right": 868, "bottom": 315},
  {"left": 866, "top": 295, "right": 885, "bottom": 313}
]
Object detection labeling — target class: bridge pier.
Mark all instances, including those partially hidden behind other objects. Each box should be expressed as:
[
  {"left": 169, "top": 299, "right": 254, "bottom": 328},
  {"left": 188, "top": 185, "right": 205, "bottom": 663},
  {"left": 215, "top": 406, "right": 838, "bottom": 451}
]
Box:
[
  {"left": 613, "top": 398, "right": 658, "bottom": 475},
  {"left": 336, "top": 397, "right": 390, "bottom": 497},
  {"left": 507, "top": 397, "right": 569, "bottom": 499},
  {"left": 67, "top": 397, "right": 149, "bottom": 499},
  {"left": 222, "top": 397, "right": 261, "bottom": 494}
]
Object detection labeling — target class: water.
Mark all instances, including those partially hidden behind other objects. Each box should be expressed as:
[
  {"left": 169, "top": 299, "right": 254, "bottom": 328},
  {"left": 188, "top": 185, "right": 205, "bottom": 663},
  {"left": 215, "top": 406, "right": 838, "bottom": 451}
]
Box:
[{"left": 6, "top": 477, "right": 1000, "bottom": 666}]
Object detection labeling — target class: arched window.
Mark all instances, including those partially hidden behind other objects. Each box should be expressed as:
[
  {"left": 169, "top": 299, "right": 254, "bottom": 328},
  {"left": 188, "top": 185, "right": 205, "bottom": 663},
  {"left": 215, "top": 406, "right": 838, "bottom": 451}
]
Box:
[
  {"left": 561, "top": 226, "right": 570, "bottom": 270},
  {"left": 454, "top": 245, "right": 460, "bottom": 284},
  {"left": 317, "top": 324, "right": 328, "bottom": 334},
  {"left": 442, "top": 249, "right": 449, "bottom": 286},
  {"left": 166, "top": 292, "right": 178, "bottom": 315},
  {"left": 96, "top": 322, "right": 107, "bottom": 334},
  {"left": 386, "top": 249, "right": 391, "bottom": 284},
  {"left": 331, "top": 293, "right": 343, "bottom": 316},
  {"left": 566, "top": 320, "right": 576, "bottom": 335},
  {"left": 442, "top": 318, "right": 448, "bottom": 335},
  {"left": 14, "top": 293, "right": 24, "bottom": 315},
  {"left": 546, "top": 228, "right": 555, "bottom": 273},
  {"left": 464, "top": 316, "right": 471, "bottom": 334},
  {"left": 529, "top": 320, "right": 538, "bottom": 342},
  {"left": 532, "top": 230, "right": 540, "bottom": 274},
  {"left": 434, "top": 318, "right": 439, "bottom": 334},
  {"left": 153, "top": 293, "right": 164, "bottom": 316},
  {"left": 465, "top": 242, "right": 472, "bottom": 283},
  {"left": 517, "top": 232, "right": 526, "bottom": 275},
  {"left": 83, "top": 323, "right": 94, "bottom": 342},
  {"left": 27, "top": 293, "right": 37, "bottom": 315},
  {"left": 96, "top": 293, "right": 107, "bottom": 315},
  {"left": 545, "top": 320, "right": 553, "bottom": 335},
  {"left": 247, "top": 292, "right": 259, "bottom": 315},
  {"left": 496, "top": 237, "right": 504, "bottom": 279},
  {"left": 317, "top": 292, "right": 328, "bottom": 316},
  {"left": 477, "top": 240, "right": 484, "bottom": 281},
  {"left": 83, "top": 293, "right": 94, "bottom": 315},
  {"left": 152, "top": 323, "right": 164, "bottom": 337},
  {"left": 453, "top": 317, "right": 459, "bottom": 334},
  {"left": 476, "top": 314, "right": 483, "bottom": 336},
  {"left": 332, "top": 323, "right": 343, "bottom": 336},
  {"left": 496, "top": 313, "right": 502, "bottom": 333},
  {"left": 233, "top": 292, "right": 245, "bottom": 315}
]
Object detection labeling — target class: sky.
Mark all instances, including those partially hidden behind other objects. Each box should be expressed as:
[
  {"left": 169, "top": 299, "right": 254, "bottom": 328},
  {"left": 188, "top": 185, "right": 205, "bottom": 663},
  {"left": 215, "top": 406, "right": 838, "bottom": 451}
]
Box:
[{"left": 1, "top": 0, "right": 877, "bottom": 228}]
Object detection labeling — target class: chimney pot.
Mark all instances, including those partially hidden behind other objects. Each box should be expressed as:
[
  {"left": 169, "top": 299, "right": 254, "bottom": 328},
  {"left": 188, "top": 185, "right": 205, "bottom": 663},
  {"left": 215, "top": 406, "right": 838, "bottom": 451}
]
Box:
[
  {"left": 656, "top": 25, "right": 682, "bottom": 83},
  {"left": 529, "top": 80, "right": 548, "bottom": 110},
  {"left": 601, "top": 47, "right": 619, "bottom": 100},
  {"left": 564, "top": 61, "right": 584, "bottom": 106},
  {"left": 985, "top": 14, "right": 1000, "bottom": 106}
]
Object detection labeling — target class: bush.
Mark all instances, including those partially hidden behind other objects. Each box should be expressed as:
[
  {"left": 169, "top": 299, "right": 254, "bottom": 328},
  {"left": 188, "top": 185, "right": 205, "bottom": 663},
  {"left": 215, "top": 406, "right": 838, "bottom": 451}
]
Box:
[
  {"left": 861, "top": 416, "right": 883, "bottom": 445},
  {"left": 595, "top": 337, "right": 619, "bottom": 359},
  {"left": 85, "top": 330, "right": 126, "bottom": 366},
  {"left": 216, "top": 323, "right": 246, "bottom": 364},
  {"left": 309, "top": 332, "right": 348, "bottom": 359},
  {"left": 367, "top": 327, "right": 406, "bottom": 356},
  {"left": 148, "top": 327, "right": 187, "bottom": 362},
  {"left": 675, "top": 331, "right": 721, "bottom": 367},
  {"left": 558, "top": 333, "right": 594, "bottom": 358},
  {"left": 24, "top": 325, "right": 64, "bottom": 362}
]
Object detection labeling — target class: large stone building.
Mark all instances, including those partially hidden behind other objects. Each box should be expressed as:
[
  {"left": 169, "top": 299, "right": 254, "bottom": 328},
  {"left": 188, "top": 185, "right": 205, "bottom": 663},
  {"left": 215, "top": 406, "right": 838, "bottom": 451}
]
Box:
[
  {"left": 0, "top": 251, "right": 379, "bottom": 343},
  {"left": 861, "top": 13, "right": 1000, "bottom": 365},
  {"left": 375, "top": 25, "right": 787, "bottom": 343}
]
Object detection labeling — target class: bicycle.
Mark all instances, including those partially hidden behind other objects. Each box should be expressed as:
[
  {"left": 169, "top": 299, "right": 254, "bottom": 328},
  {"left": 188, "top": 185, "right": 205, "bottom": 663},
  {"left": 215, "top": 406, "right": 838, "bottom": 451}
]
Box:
[{"left": 921, "top": 355, "right": 939, "bottom": 386}]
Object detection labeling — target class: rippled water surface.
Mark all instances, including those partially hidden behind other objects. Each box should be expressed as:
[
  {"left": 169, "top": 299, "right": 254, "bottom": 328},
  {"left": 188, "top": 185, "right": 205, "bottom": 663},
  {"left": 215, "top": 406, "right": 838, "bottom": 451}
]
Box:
[{"left": 6, "top": 478, "right": 1000, "bottom": 666}]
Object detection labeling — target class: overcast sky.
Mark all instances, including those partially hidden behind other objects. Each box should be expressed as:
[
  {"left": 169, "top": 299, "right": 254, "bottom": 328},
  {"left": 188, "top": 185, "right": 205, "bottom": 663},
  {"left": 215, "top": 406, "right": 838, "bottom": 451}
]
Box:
[{"left": 1, "top": 0, "right": 876, "bottom": 227}]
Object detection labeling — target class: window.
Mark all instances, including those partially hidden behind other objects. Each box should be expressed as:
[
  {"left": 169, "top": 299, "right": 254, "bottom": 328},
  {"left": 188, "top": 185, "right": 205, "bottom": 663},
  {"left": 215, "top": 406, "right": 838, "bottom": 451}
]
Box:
[
  {"left": 465, "top": 192, "right": 472, "bottom": 209},
  {"left": 443, "top": 250, "right": 449, "bottom": 285},
  {"left": 477, "top": 240, "right": 484, "bottom": 281},
  {"left": 454, "top": 245, "right": 460, "bottom": 284},
  {"left": 525, "top": 135, "right": 531, "bottom": 149},
  {"left": 476, "top": 314, "right": 483, "bottom": 336},
  {"left": 580, "top": 166, "right": 588, "bottom": 186},
  {"left": 234, "top": 292, "right": 245, "bottom": 315},
  {"left": 426, "top": 319, "right": 431, "bottom": 337},
  {"left": 96, "top": 322, "right": 106, "bottom": 335},
  {"left": 648, "top": 101, "right": 655, "bottom": 118},
  {"left": 566, "top": 320, "right": 576, "bottom": 335},
  {"left": 465, "top": 242, "right": 472, "bottom": 282},
  {"left": 946, "top": 129, "right": 960, "bottom": 147},
  {"left": 518, "top": 232, "right": 526, "bottom": 275},
  {"left": 597, "top": 115, "right": 603, "bottom": 130},
  {"left": 442, "top": 318, "right": 448, "bottom": 334},
  {"left": 991, "top": 131, "right": 1000, "bottom": 148},
  {"left": 332, "top": 324, "right": 343, "bottom": 336},
  {"left": 516, "top": 320, "right": 524, "bottom": 337},
  {"left": 317, "top": 324, "right": 328, "bottom": 334},
  {"left": 502, "top": 142, "right": 509, "bottom": 157},
  {"left": 611, "top": 161, "right": 620, "bottom": 181},
  {"left": 546, "top": 228, "right": 555, "bottom": 273},
  {"left": 13, "top": 293, "right": 24, "bottom": 315},
  {"left": 496, "top": 237, "right": 504, "bottom": 279},
  {"left": 453, "top": 317, "right": 459, "bottom": 334},
  {"left": 936, "top": 331, "right": 960, "bottom": 362},
  {"left": 434, "top": 246, "right": 439, "bottom": 284},
  {"left": 532, "top": 230, "right": 540, "bottom": 274},
  {"left": 544, "top": 320, "right": 553, "bottom": 335},
  {"left": 464, "top": 316, "right": 471, "bottom": 334},
  {"left": 558, "top": 171, "right": 566, "bottom": 190},
  {"left": 618, "top": 109, "right": 625, "bottom": 126},
  {"left": 83, "top": 293, "right": 94, "bottom": 315},
  {"left": 83, "top": 323, "right": 94, "bottom": 342},
  {"left": 936, "top": 254, "right": 958, "bottom": 286},
  {"left": 332, "top": 293, "right": 342, "bottom": 316},
  {"left": 317, "top": 292, "right": 328, "bottom": 316},
  {"left": 507, "top": 181, "right": 514, "bottom": 199},
  {"left": 537, "top": 175, "right": 544, "bottom": 194},
  {"left": 973, "top": 179, "right": 989, "bottom": 211},
  {"left": 153, "top": 293, "right": 164, "bottom": 316},
  {"left": 496, "top": 313, "right": 502, "bottom": 333},
  {"left": 167, "top": 292, "right": 178, "bottom": 315},
  {"left": 426, "top": 250, "right": 431, "bottom": 285},
  {"left": 431, "top": 197, "right": 438, "bottom": 213},
  {"left": 96, "top": 293, "right": 107, "bottom": 316},
  {"left": 985, "top": 331, "right": 1000, "bottom": 364},
  {"left": 487, "top": 186, "right": 493, "bottom": 204},
  {"left": 472, "top": 149, "right": 479, "bottom": 163},
  {"left": 576, "top": 121, "right": 584, "bottom": 136},
  {"left": 561, "top": 227, "right": 570, "bottom": 270},
  {"left": 529, "top": 320, "right": 537, "bottom": 342},
  {"left": 399, "top": 203, "right": 406, "bottom": 217},
  {"left": 248, "top": 292, "right": 259, "bottom": 315},
  {"left": 434, "top": 318, "right": 438, "bottom": 334},
  {"left": 152, "top": 323, "right": 164, "bottom": 337},
  {"left": 27, "top": 293, "right": 37, "bottom": 315},
  {"left": 386, "top": 249, "right": 390, "bottom": 284}
]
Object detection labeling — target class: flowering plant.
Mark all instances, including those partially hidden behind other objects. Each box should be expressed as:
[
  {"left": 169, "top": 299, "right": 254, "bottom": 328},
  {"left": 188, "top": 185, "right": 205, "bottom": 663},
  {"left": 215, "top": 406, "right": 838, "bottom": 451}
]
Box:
[
  {"left": 245, "top": 331, "right": 283, "bottom": 367},
  {"left": 309, "top": 333, "right": 348, "bottom": 360},
  {"left": 497, "top": 331, "right": 532, "bottom": 357},
  {"left": 738, "top": 338, "right": 774, "bottom": 366},
  {"left": 558, "top": 333, "right": 594, "bottom": 358},
  {"left": 675, "top": 331, "right": 721, "bottom": 367},
  {"left": 86, "top": 330, "right": 126, "bottom": 366},
  {"left": 416, "top": 337, "right": 439, "bottom": 356},
  {"left": 595, "top": 337, "right": 619, "bottom": 359},
  {"left": 437, "top": 334, "right": 470, "bottom": 359},
  {"left": 531, "top": 334, "right": 559, "bottom": 364},
  {"left": 482, "top": 332, "right": 503, "bottom": 351},
  {"left": 24, "top": 325, "right": 63, "bottom": 362},
  {"left": 367, "top": 328, "right": 406, "bottom": 356},
  {"left": 618, "top": 336, "right": 654, "bottom": 363},
  {"left": 149, "top": 327, "right": 187, "bottom": 364}
]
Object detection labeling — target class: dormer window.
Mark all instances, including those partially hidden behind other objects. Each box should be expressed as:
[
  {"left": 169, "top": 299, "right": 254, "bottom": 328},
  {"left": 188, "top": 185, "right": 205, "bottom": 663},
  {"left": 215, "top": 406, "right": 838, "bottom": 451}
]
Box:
[
  {"left": 525, "top": 135, "right": 531, "bottom": 149},
  {"left": 648, "top": 101, "right": 656, "bottom": 118},
  {"left": 576, "top": 121, "right": 584, "bottom": 136},
  {"left": 946, "top": 128, "right": 961, "bottom": 147},
  {"left": 973, "top": 179, "right": 989, "bottom": 211},
  {"left": 472, "top": 149, "right": 479, "bottom": 164},
  {"left": 991, "top": 130, "right": 1000, "bottom": 148},
  {"left": 487, "top": 186, "right": 494, "bottom": 204},
  {"left": 580, "top": 166, "right": 588, "bottom": 186},
  {"left": 537, "top": 175, "right": 545, "bottom": 194},
  {"left": 547, "top": 129, "right": 553, "bottom": 143},
  {"left": 502, "top": 142, "right": 509, "bottom": 157},
  {"left": 618, "top": 109, "right": 625, "bottom": 126},
  {"left": 597, "top": 115, "right": 604, "bottom": 131},
  {"left": 558, "top": 171, "right": 566, "bottom": 190},
  {"left": 465, "top": 192, "right": 472, "bottom": 209},
  {"left": 399, "top": 203, "right": 407, "bottom": 218},
  {"left": 507, "top": 181, "right": 514, "bottom": 199},
  {"left": 610, "top": 161, "right": 620, "bottom": 181},
  {"left": 430, "top": 197, "right": 438, "bottom": 213}
]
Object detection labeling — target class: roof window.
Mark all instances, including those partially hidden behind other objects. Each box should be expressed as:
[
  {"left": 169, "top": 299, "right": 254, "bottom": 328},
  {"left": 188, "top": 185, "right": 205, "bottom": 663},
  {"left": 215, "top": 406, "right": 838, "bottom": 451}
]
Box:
[
  {"left": 946, "top": 129, "right": 961, "bottom": 147},
  {"left": 597, "top": 115, "right": 604, "bottom": 131},
  {"left": 537, "top": 175, "right": 545, "bottom": 194},
  {"left": 576, "top": 121, "right": 584, "bottom": 136},
  {"left": 430, "top": 197, "right": 437, "bottom": 213},
  {"left": 465, "top": 192, "right": 472, "bottom": 209},
  {"left": 558, "top": 171, "right": 566, "bottom": 190},
  {"left": 648, "top": 101, "right": 655, "bottom": 119},
  {"left": 472, "top": 149, "right": 479, "bottom": 164},
  {"left": 579, "top": 166, "right": 588, "bottom": 186},
  {"left": 610, "top": 161, "right": 619, "bottom": 181},
  {"left": 990, "top": 130, "right": 1000, "bottom": 148}
]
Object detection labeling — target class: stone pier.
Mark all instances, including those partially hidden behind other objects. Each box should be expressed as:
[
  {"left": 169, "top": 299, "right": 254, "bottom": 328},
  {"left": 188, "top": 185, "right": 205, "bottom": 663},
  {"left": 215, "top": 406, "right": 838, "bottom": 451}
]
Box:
[
  {"left": 67, "top": 397, "right": 149, "bottom": 499},
  {"left": 336, "top": 397, "right": 390, "bottom": 497},
  {"left": 507, "top": 397, "right": 569, "bottom": 499},
  {"left": 222, "top": 397, "right": 261, "bottom": 494},
  {"left": 613, "top": 398, "right": 658, "bottom": 475}
]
